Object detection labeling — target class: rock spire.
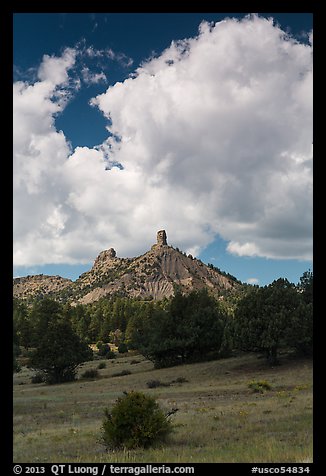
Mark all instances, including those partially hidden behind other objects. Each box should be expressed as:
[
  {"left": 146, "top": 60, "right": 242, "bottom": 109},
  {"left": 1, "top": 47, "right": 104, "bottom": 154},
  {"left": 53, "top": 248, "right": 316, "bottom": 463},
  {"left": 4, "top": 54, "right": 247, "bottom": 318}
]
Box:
[{"left": 156, "top": 230, "right": 167, "bottom": 246}]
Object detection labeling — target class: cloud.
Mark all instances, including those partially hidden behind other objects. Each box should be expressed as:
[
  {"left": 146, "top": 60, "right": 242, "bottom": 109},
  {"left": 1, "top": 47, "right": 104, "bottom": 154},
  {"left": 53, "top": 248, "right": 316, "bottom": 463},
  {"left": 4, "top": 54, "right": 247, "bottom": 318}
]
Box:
[
  {"left": 13, "top": 15, "right": 312, "bottom": 267},
  {"left": 83, "top": 44, "right": 133, "bottom": 68},
  {"left": 37, "top": 47, "right": 77, "bottom": 86},
  {"left": 81, "top": 66, "right": 107, "bottom": 85},
  {"left": 246, "top": 278, "right": 259, "bottom": 285},
  {"left": 227, "top": 242, "right": 260, "bottom": 258},
  {"left": 93, "top": 15, "right": 312, "bottom": 260},
  {"left": 13, "top": 48, "right": 76, "bottom": 265}
]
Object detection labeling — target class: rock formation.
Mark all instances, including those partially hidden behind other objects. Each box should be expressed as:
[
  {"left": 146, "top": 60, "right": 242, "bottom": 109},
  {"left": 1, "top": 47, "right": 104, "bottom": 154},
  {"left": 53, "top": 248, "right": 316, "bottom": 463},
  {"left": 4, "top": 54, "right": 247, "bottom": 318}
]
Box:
[
  {"left": 13, "top": 230, "right": 241, "bottom": 303},
  {"left": 157, "top": 230, "right": 168, "bottom": 246}
]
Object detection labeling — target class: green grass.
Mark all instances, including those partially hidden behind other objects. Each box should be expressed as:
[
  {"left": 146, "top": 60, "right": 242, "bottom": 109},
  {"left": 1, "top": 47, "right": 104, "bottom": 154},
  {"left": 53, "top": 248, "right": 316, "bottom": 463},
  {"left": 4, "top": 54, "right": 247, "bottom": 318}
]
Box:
[{"left": 13, "top": 352, "right": 313, "bottom": 463}]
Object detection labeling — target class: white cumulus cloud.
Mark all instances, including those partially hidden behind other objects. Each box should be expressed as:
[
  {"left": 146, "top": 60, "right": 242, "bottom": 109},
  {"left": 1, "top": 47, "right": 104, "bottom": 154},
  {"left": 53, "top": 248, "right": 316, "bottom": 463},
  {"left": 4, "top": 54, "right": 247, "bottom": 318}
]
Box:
[
  {"left": 13, "top": 15, "right": 313, "bottom": 268},
  {"left": 37, "top": 47, "right": 77, "bottom": 86}
]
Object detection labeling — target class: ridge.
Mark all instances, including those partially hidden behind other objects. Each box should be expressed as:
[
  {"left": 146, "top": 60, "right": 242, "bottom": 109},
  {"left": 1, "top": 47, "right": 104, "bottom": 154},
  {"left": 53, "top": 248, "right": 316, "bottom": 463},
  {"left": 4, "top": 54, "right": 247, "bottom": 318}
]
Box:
[{"left": 13, "top": 230, "right": 241, "bottom": 303}]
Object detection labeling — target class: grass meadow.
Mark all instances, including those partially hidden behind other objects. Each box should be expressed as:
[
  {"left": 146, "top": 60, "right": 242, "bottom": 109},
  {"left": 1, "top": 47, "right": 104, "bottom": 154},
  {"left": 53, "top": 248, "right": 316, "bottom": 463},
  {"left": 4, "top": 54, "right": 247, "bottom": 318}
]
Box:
[{"left": 13, "top": 352, "right": 313, "bottom": 463}]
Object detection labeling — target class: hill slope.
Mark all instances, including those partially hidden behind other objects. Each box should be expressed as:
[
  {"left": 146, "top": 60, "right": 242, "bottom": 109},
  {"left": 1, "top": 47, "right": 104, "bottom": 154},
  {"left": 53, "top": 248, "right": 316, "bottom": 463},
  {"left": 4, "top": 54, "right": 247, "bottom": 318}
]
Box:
[
  {"left": 13, "top": 274, "right": 72, "bottom": 301},
  {"left": 13, "top": 230, "right": 241, "bottom": 303},
  {"left": 13, "top": 352, "right": 313, "bottom": 463}
]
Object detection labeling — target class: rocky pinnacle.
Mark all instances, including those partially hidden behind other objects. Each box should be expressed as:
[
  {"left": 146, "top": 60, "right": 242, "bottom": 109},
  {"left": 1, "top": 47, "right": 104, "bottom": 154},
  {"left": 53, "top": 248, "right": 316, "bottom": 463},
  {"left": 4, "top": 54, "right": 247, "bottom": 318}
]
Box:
[{"left": 157, "top": 230, "right": 167, "bottom": 246}]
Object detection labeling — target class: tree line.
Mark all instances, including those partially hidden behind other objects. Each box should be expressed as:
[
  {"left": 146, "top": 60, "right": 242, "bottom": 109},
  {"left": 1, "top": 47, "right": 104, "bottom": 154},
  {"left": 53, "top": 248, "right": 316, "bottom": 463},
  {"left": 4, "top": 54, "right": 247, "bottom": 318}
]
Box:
[{"left": 13, "top": 270, "right": 313, "bottom": 381}]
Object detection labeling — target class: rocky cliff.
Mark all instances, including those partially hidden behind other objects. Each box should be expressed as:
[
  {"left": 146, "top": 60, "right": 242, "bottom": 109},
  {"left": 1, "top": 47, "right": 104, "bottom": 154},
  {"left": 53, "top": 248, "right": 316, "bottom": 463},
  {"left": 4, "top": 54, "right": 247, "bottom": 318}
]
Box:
[{"left": 13, "top": 230, "right": 240, "bottom": 303}]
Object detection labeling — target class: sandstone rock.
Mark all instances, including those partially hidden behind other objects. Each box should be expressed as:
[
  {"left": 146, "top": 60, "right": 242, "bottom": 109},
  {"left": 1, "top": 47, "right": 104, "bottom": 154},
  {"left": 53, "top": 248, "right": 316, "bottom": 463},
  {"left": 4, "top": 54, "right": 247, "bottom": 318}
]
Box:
[
  {"left": 156, "top": 230, "right": 167, "bottom": 246},
  {"left": 95, "top": 247, "right": 117, "bottom": 263},
  {"left": 107, "top": 248, "right": 116, "bottom": 258},
  {"left": 13, "top": 229, "right": 241, "bottom": 304}
]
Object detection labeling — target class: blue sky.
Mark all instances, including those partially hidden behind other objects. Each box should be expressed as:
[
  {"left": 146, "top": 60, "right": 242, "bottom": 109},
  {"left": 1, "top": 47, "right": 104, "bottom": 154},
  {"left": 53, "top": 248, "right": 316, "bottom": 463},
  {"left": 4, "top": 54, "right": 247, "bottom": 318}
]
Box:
[{"left": 13, "top": 13, "right": 313, "bottom": 286}]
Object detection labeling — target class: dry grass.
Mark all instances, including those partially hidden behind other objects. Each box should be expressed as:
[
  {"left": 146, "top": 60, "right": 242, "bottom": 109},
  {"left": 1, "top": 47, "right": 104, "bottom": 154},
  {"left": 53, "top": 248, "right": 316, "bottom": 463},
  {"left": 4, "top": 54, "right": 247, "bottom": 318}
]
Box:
[{"left": 13, "top": 352, "right": 313, "bottom": 463}]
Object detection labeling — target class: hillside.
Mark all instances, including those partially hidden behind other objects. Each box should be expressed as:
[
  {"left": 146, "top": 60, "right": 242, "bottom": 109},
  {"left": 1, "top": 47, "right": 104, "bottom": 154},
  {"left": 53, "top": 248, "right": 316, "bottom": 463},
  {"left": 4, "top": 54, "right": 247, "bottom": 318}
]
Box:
[
  {"left": 13, "top": 352, "right": 313, "bottom": 463},
  {"left": 13, "top": 274, "right": 72, "bottom": 301},
  {"left": 13, "top": 230, "right": 241, "bottom": 304}
]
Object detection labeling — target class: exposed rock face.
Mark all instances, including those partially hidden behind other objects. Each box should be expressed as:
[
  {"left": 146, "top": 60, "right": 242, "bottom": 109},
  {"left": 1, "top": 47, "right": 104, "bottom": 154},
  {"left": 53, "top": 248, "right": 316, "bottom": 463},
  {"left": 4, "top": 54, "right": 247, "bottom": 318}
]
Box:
[
  {"left": 157, "top": 230, "right": 167, "bottom": 246},
  {"left": 107, "top": 248, "right": 116, "bottom": 258},
  {"left": 93, "top": 247, "right": 117, "bottom": 267},
  {"left": 13, "top": 230, "right": 241, "bottom": 304},
  {"left": 13, "top": 274, "right": 72, "bottom": 300}
]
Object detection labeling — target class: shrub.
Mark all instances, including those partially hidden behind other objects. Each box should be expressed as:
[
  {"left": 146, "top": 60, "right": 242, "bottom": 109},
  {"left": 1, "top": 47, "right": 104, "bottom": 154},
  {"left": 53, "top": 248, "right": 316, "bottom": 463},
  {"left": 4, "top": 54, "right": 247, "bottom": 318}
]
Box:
[
  {"left": 102, "top": 391, "right": 173, "bottom": 449},
  {"left": 97, "top": 362, "right": 106, "bottom": 369},
  {"left": 105, "top": 350, "right": 116, "bottom": 360},
  {"left": 146, "top": 377, "right": 188, "bottom": 388},
  {"left": 97, "top": 342, "right": 112, "bottom": 357},
  {"left": 248, "top": 380, "right": 272, "bottom": 393},
  {"left": 81, "top": 368, "right": 99, "bottom": 379},
  {"left": 112, "top": 369, "right": 131, "bottom": 377},
  {"left": 146, "top": 380, "right": 170, "bottom": 389},
  {"left": 31, "top": 372, "right": 45, "bottom": 384},
  {"left": 118, "top": 342, "right": 128, "bottom": 354},
  {"left": 14, "top": 361, "right": 22, "bottom": 373},
  {"left": 171, "top": 377, "right": 189, "bottom": 384}
]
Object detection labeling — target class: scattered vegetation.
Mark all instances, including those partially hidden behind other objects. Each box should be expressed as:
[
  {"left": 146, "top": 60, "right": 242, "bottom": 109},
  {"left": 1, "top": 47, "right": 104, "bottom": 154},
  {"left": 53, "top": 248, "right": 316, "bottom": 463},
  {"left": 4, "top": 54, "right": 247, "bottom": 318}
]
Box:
[
  {"left": 13, "top": 320, "right": 21, "bottom": 373},
  {"left": 118, "top": 342, "right": 128, "bottom": 354},
  {"left": 130, "top": 359, "right": 141, "bottom": 365},
  {"left": 171, "top": 376, "right": 188, "bottom": 384},
  {"left": 30, "top": 372, "right": 45, "bottom": 384},
  {"left": 146, "top": 379, "right": 170, "bottom": 389},
  {"left": 13, "top": 271, "right": 313, "bottom": 370},
  {"left": 81, "top": 369, "right": 99, "bottom": 379},
  {"left": 248, "top": 380, "right": 272, "bottom": 393},
  {"left": 112, "top": 369, "right": 132, "bottom": 377},
  {"left": 96, "top": 342, "right": 115, "bottom": 358},
  {"left": 146, "top": 377, "right": 189, "bottom": 388},
  {"left": 97, "top": 362, "right": 106, "bottom": 369},
  {"left": 13, "top": 352, "right": 313, "bottom": 463},
  {"left": 12, "top": 271, "right": 313, "bottom": 462}
]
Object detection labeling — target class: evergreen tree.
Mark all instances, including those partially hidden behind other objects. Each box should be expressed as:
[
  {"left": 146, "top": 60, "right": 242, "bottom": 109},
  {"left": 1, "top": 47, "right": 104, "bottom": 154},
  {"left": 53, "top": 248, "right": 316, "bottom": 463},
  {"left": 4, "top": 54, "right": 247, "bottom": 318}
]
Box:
[
  {"left": 29, "top": 320, "right": 93, "bottom": 384},
  {"left": 125, "top": 301, "right": 154, "bottom": 349},
  {"left": 13, "top": 320, "right": 21, "bottom": 373},
  {"left": 74, "top": 306, "right": 91, "bottom": 342},
  {"left": 139, "top": 290, "right": 226, "bottom": 368},
  {"left": 88, "top": 307, "right": 103, "bottom": 342},
  {"left": 298, "top": 270, "right": 313, "bottom": 305},
  {"left": 29, "top": 298, "right": 63, "bottom": 346},
  {"left": 285, "top": 270, "right": 313, "bottom": 355},
  {"left": 233, "top": 278, "right": 303, "bottom": 364},
  {"left": 13, "top": 299, "right": 33, "bottom": 350}
]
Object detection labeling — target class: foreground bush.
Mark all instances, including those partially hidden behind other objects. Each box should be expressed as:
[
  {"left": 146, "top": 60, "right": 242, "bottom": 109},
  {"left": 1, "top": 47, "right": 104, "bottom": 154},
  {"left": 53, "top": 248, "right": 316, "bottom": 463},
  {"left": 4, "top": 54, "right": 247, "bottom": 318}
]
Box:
[{"left": 102, "top": 391, "right": 172, "bottom": 449}]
